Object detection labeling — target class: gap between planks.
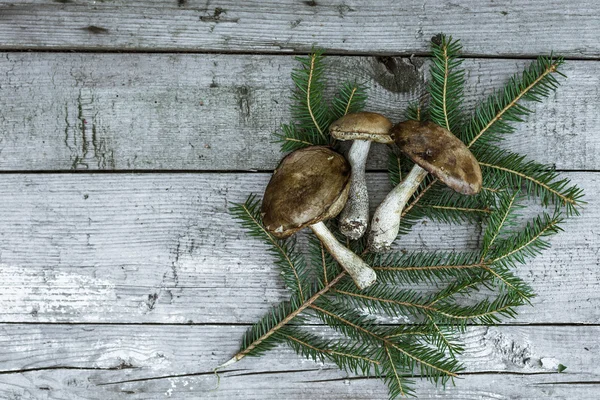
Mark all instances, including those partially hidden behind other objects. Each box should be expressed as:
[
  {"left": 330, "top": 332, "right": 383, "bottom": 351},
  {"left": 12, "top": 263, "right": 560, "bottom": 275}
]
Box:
[{"left": 0, "top": 48, "right": 599, "bottom": 62}]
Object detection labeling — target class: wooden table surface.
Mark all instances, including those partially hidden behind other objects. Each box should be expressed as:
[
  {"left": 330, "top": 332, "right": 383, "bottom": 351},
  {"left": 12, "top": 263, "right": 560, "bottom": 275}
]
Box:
[{"left": 0, "top": 1, "right": 599, "bottom": 399}]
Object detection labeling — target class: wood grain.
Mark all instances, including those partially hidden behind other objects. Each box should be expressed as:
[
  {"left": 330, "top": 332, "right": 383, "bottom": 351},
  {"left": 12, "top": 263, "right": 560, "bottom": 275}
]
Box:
[
  {"left": 0, "top": 54, "right": 598, "bottom": 171},
  {"left": 0, "top": 172, "right": 595, "bottom": 324},
  {"left": 2, "top": 2, "right": 598, "bottom": 398},
  {"left": 0, "top": 1, "right": 599, "bottom": 57},
  {"left": 0, "top": 324, "right": 597, "bottom": 399}
]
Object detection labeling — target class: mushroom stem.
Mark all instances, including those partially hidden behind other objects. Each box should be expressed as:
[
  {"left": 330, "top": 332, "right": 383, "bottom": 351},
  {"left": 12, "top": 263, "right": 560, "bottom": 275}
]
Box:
[
  {"left": 368, "top": 165, "right": 428, "bottom": 252},
  {"left": 339, "top": 140, "right": 371, "bottom": 240},
  {"left": 310, "top": 221, "right": 376, "bottom": 290}
]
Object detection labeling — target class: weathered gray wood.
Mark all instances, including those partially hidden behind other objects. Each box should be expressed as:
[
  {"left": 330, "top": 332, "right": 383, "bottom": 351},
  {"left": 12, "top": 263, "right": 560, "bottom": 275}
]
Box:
[
  {"left": 0, "top": 172, "right": 596, "bottom": 324},
  {"left": 0, "top": 54, "right": 598, "bottom": 171},
  {"left": 1, "top": 1, "right": 599, "bottom": 58},
  {"left": 0, "top": 324, "right": 596, "bottom": 399},
  {"left": 4, "top": 371, "right": 598, "bottom": 400}
]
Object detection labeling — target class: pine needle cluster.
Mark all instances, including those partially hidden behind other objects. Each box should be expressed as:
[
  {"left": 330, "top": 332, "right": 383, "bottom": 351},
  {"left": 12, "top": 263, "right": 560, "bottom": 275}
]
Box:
[{"left": 223, "top": 35, "right": 583, "bottom": 398}]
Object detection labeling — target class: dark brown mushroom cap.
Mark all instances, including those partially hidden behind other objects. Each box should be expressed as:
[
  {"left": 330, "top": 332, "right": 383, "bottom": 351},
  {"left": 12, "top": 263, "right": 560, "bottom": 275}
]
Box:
[
  {"left": 329, "top": 112, "right": 393, "bottom": 143},
  {"left": 262, "top": 146, "right": 351, "bottom": 239},
  {"left": 391, "top": 120, "right": 482, "bottom": 195}
]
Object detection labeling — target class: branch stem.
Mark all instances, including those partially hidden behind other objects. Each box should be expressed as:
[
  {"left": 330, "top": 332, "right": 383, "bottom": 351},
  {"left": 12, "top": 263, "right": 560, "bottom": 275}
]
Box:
[
  {"left": 467, "top": 63, "right": 558, "bottom": 148},
  {"left": 307, "top": 54, "right": 326, "bottom": 140},
  {"left": 220, "top": 272, "right": 347, "bottom": 369}
]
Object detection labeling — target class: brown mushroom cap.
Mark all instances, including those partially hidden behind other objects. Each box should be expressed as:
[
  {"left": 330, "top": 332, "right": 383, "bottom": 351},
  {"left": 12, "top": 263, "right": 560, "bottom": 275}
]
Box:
[
  {"left": 329, "top": 112, "right": 393, "bottom": 143},
  {"left": 391, "top": 120, "right": 482, "bottom": 195},
  {"left": 262, "top": 146, "right": 351, "bottom": 239}
]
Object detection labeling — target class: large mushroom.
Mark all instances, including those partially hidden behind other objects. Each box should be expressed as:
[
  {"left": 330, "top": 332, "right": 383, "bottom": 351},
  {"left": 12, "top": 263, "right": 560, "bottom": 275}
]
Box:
[
  {"left": 329, "top": 112, "right": 393, "bottom": 240},
  {"left": 262, "top": 146, "right": 377, "bottom": 290},
  {"left": 368, "top": 120, "right": 482, "bottom": 252}
]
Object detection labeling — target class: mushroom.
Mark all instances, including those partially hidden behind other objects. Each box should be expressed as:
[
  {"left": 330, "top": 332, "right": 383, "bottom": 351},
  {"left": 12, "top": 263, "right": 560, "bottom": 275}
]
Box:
[
  {"left": 368, "top": 120, "right": 482, "bottom": 252},
  {"left": 329, "top": 112, "right": 393, "bottom": 240},
  {"left": 262, "top": 146, "right": 377, "bottom": 290}
]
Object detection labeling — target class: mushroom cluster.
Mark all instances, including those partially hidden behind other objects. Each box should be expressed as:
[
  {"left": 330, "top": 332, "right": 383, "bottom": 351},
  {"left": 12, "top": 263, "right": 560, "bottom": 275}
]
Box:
[
  {"left": 262, "top": 113, "right": 482, "bottom": 290},
  {"left": 262, "top": 146, "right": 377, "bottom": 290}
]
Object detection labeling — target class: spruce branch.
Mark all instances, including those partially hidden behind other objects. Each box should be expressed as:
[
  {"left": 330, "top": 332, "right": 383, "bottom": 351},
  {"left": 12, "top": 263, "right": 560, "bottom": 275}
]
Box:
[
  {"left": 382, "top": 345, "right": 414, "bottom": 398},
  {"left": 427, "top": 276, "right": 488, "bottom": 307},
  {"left": 404, "top": 101, "right": 426, "bottom": 123},
  {"left": 462, "top": 55, "right": 564, "bottom": 147},
  {"left": 274, "top": 123, "right": 323, "bottom": 152},
  {"left": 274, "top": 53, "right": 368, "bottom": 152},
  {"left": 225, "top": 192, "right": 564, "bottom": 396},
  {"left": 388, "top": 149, "right": 404, "bottom": 187},
  {"left": 291, "top": 50, "right": 332, "bottom": 141},
  {"left": 219, "top": 271, "right": 347, "bottom": 368},
  {"left": 273, "top": 50, "right": 331, "bottom": 151},
  {"left": 490, "top": 211, "right": 563, "bottom": 266},
  {"left": 477, "top": 145, "right": 584, "bottom": 215},
  {"left": 230, "top": 195, "right": 310, "bottom": 301},
  {"left": 429, "top": 34, "right": 465, "bottom": 135},
  {"left": 432, "top": 292, "right": 526, "bottom": 326},
  {"left": 331, "top": 280, "right": 435, "bottom": 319},
  {"left": 308, "top": 232, "right": 341, "bottom": 288},
  {"left": 222, "top": 37, "right": 583, "bottom": 400},
  {"left": 277, "top": 326, "right": 380, "bottom": 375},
  {"left": 310, "top": 298, "right": 462, "bottom": 383},
  {"left": 423, "top": 315, "right": 464, "bottom": 356},
  {"left": 482, "top": 190, "right": 522, "bottom": 257},
  {"left": 331, "top": 81, "right": 368, "bottom": 120},
  {"left": 367, "top": 251, "right": 485, "bottom": 285}
]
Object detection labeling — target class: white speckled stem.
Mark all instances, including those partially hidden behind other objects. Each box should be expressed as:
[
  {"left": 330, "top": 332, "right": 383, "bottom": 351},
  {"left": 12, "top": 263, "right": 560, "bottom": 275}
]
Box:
[
  {"left": 368, "top": 165, "right": 428, "bottom": 252},
  {"left": 339, "top": 140, "right": 371, "bottom": 240},
  {"left": 311, "top": 221, "right": 376, "bottom": 290}
]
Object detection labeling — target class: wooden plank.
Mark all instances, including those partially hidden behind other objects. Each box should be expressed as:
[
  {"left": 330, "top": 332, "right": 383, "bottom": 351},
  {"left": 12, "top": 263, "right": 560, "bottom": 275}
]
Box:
[
  {"left": 0, "top": 1, "right": 599, "bottom": 57},
  {"left": 0, "top": 324, "right": 597, "bottom": 399},
  {"left": 0, "top": 53, "right": 598, "bottom": 171},
  {"left": 0, "top": 172, "right": 596, "bottom": 324}
]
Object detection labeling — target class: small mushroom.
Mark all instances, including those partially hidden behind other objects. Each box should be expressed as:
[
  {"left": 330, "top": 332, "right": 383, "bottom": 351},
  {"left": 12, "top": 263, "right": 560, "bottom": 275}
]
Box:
[
  {"left": 262, "top": 146, "right": 377, "bottom": 289},
  {"left": 329, "top": 112, "right": 393, "bottom": 240},
  {"left": 368, "top": 120, "right": 482, "bottom": 252}
]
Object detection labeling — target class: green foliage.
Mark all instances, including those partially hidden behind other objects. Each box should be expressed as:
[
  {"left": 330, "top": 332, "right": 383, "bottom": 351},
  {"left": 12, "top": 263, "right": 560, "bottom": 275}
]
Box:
[
  {"left": 230, "top": 195, "right": 311, "bottom": 301},
  {"left": 428, "top": 34, "right": 465, "bottom": 134},
  {"left": 558, "top": 364, "right": 567, "bottom": 373},
  {"left": 290, "top": 50, "right": 331, "bottom": 142},
  {"left": 387, "top": 149, "right": 404, "bottom": 187},
  {"left": 224, "top": 35, "right": 583, "bottom": 399},
  {"left": 308, "top": 232, "right": 341, "bottom": 289},
  {"left": 273, "top": 123, "right": 324, "bottom": 152},
  {"left": 331, "top": 81, "right": 368, "bottom": 121},
  {"left": 490, "top": 211, "right": 563, "bottom": 267},
  {"left": 476, "top": 145, "right": 584, "bottom": 216},
  {"left": 461, "top": 55, "right": 564, "bottom": 147},
  {"left": 404, "top": 101, "right": 426, "bottom": 122},
  {"left": 273, "top": 52, "right": 369, "bottom": 152},
  {"left": 239, "top": 295, "right": 307, "bottom": 357},
  {"left": 366, "top": 251, "right": 483, "bottom": 285},
  {"left": 277, "top": 326, "right": 379, "bottom": 376}
]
